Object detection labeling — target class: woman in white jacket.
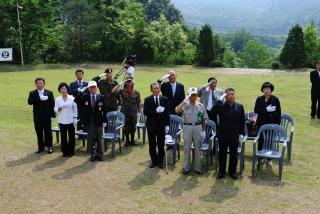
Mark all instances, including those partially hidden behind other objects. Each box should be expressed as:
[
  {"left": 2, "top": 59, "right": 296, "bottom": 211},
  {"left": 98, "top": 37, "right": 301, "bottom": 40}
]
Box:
[{"left": 54, "top": 82, "right": 78, "bottom": 157}]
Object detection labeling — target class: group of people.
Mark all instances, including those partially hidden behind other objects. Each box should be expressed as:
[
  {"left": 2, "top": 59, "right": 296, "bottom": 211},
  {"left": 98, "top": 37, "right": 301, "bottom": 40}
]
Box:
[{"left": 28, "top": 62, "right": 288, "bottom": 179}]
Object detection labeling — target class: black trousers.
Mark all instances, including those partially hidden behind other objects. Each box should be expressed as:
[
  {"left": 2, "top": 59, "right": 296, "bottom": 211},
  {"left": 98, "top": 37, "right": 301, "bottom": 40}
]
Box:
[
  {"left": 311, "top": 92, "right": 320, "bottom": 117},
  {"left": 218, "top": 134, "right": 238, "bottom": 175},
  {"left": 34, "top": 119, "right": 52, "bottom": 150},
  {"left": 123, "top": 114, "right": 137, "bottom": 136},
  {"left": 207, "top": 110, "right": 217, "bottom": 125},
  {"left": 59, "top": 123, "right": 75, "bottom": 156},
  {"left": 86, "top": 120, "right": 103, "bottom": 158},
  {"left": 147, "top": 124, "right": 165, "bottom": 165}
]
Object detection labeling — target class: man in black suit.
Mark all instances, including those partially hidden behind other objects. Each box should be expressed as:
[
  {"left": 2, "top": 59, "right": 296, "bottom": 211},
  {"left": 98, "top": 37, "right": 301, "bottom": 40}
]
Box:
[
  {"left": 69, "top": 69, "right": 88, "bottom": 130},
  {"left": 144, "top": 82, "right": 170, "bottom": 168},
  {"left": 77, "top": 81, "right": 106, "bottom": 161},
  {"left": 28, "top": 77, "right": 55, "bottom": 154},
  {"left": 310, "top": 60, "right": 320, "bottom": 119},
  {"left": 214, "top": 88, "right": 245, "bottom": 179},
  {"left": 159, "top": 70, "right": 185, "bottom": 115}
]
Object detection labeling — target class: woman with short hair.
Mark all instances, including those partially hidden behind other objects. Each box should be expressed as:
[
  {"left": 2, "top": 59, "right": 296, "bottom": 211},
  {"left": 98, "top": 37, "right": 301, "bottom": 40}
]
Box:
[{"left": 54, "top": 82, "right": 78, "bottom": 157}]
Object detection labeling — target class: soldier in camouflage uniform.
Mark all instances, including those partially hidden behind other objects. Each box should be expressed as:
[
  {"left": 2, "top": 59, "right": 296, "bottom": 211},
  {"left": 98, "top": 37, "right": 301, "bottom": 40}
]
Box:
[
  {"left": 112, "top": 77, "right": 141, "bottom": 146},
  {"left": 92, "top": 68, "right": 121, "bottom": 113}
]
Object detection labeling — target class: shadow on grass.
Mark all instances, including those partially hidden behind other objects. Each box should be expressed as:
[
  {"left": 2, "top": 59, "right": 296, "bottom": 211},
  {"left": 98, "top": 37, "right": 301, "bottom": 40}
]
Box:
[
  {"left": 161, "top": 173, "right": 199, "bottom": 197},
  {"left": 6, "top": 152, "right": 43, "bottom": 167},
  {"left": 250, "top": 165, "right": 285, "bottom": 187},
  {"left": 128, "top": 167, "right": 160, "bottom": 190},
  {"left": 32, "top": 156, "right": 67, "bottom": 172},
  {"left": 51, "top": 160, "right": 96, "bottom": 180},
  {"left": 199, "top": 179, "right": 239, "bottom": 203}
]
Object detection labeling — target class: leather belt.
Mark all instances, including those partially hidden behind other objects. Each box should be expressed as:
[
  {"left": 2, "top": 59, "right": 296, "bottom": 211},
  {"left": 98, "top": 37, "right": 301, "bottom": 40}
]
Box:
[{"left": 184, "top": 122, "right": 201, "bottom": 126}]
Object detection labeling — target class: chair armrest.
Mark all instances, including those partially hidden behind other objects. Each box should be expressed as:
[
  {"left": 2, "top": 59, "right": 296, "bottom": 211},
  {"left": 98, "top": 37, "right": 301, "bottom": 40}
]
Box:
[
  {"left": 281, "top": 140, "right": 287, "bottom": 157},
  {"left": 291, "top": 126, "right": 294, "bottom": 132},
  {"left": 210, "top": 133, "right": 216, "bottom": 141},
  {"left": 252, "top": 137, "right": 258, "bottom": 155},
  {"left": 116, "top": 124, "right": 124, "bottom": 130},
  {"left": 177, "top": 129, "right": 183, "bottom": 136}
]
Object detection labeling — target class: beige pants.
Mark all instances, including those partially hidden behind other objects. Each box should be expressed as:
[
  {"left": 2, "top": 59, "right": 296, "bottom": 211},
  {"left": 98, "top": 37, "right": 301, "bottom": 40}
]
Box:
[{"left": 183, "top": 125, "right": 202, "bottom": 172}]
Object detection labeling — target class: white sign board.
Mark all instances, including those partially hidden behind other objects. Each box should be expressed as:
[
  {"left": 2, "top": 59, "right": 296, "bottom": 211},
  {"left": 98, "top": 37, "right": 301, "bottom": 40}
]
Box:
[{"left": 0, "top": 48, "right": 13, "bottom": 61}]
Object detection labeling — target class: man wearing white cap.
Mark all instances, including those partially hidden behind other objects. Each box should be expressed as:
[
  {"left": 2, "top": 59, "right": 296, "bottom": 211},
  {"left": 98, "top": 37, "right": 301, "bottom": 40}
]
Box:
[
  {"left": 76, "top": 81, "right": 106, "bottom": 161},
  {"left": 176, "top": 87, "right": 208, "bottom": 175}
]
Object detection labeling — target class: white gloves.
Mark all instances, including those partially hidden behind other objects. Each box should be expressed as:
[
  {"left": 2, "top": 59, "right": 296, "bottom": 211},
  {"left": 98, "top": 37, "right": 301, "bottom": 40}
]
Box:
[
  {"left": 183, "top": 95, "right": 191, "bottom": 104},
  {"left": 165, "top": 126, "right": 170, "bottom": 134},
  {"left": 239, "top": 134, "right": 244, "bottom": 142},
  {"left": 40, "top": 95, "right": 48, "bottom": 101},
  {"left": 219, "top": 93, "right": 227, "bottom": 102},
  {"left": 73, "top": 118, "right": 78, "bottom": 126},
  {"left": 99, "top": 73, "right": 107, "bottom": 78},
  {"left": 266, "top": 105, "right": 276, "bottom": 112},
  {"left": 201, "top": 131, "right": 206, "bottom": 141},
  {"left": 51, "top": 117, "right": 54, "bottom": 121},
  {"left": 103, "top": 122, "right": 107, "bottom": 128},
  {"left": 156, "top": 106, "right": 165, "bottom": 113},
  {"left": 160, "top": 74, "right": 170, "bottom": 81},
  {"left": 80, "top": 86, "right": 88, "bottom": 93},
  {"left": 119, "top": 81, "right": 125, "bottom": 87}
]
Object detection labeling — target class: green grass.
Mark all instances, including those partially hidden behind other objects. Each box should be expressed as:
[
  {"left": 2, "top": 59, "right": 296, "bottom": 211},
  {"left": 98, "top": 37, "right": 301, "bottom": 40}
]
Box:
[{"left": 0, "top": 64, "right": 319, "bottom": 213}]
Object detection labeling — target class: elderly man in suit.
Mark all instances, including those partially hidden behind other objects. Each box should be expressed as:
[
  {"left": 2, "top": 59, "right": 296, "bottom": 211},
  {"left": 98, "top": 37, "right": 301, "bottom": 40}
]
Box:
[
  {"left": 28, "top": 77, "right": 55, "bottom": 154},
  {"left": 144, "top": 82, "right": 170, "bottom": 168},
  {"left": 159, "top": 70, "right": 185, "bottom": 115},
  {"left": 77, "top": 81, "right": 106, "bottom": 162},
  {"left": 197, "top": 77, "right": 224, "bottom": 124},
  {"left": 310, "top": 60, "right": 320, "bottom": 119},
  {"left": 69, "top": 69, "right": 88, "bottom": 131}
]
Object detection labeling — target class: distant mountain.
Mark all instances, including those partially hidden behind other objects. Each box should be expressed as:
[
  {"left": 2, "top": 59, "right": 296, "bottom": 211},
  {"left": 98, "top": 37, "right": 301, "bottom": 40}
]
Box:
[{"left": 171, "top": 0, "right": 320, "bottom": 35}]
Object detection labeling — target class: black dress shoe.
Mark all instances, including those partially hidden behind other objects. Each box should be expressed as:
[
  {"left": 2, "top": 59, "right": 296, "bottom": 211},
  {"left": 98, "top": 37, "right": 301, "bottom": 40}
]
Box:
[
  {"left": 96, "top": 156, "right": 103, "bottom": 161},
  {"left": 124, "top": 141, "right": 130, "bottom": 147},
  {"left": 195, "top": 171, "right": 203, "bottom": 176},
  {"left": 130, "top": 141, "right": 138, "bottom": 146},
  {"left": 158, "top": 164, "right": 164, "bottom": 169},
  {"left": 68, "top": 153, "right": 74, "bottom": 157},
  {"left": 217, "top": 173, "right": 226, "bottom": 179},
  {"left": 311, "top": 116, "right": 315, "bottom": 119},
  {"left": 36, "top": 149, "right": 44, "bottom": 154},
  {"left": 229, "top": 173, "right": 239, "bottom": 180},
  {"left": 90, "top": 156, "right": 96, "bottom": 162},
  {"left": 149, "top": 163, "right": 157, "bottom": 168},
  {"left": 48, "top": 147, "right": 53, "bottom": 154},
  {"left": 182, "top": 169, "right": 190, "bottom": 175}
]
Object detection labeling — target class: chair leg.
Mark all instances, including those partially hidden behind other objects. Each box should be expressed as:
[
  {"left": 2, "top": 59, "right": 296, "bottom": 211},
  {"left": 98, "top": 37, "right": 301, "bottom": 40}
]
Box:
[
  {"left": 172, "top": 144, "right": 177, "bottom": 165},
  {"left": 137, "top": 127, "right": 140, "bottom": 139},
  {"left": 165, "top": 145, "right": 169, "bottom": 173},
  {"left": 177, "top": 143, "right": 180, "bottom": 160},
  {"left": 56, "top": 132, "right": 59, "bottom": 144},
  {"left": 252, "top": 155, "right": 256, "bottom": 177},
  {"left": 279, "top": 158, "right": 283, "bottom": 181},
  {"left": 287, "top": 142, "right": 292, "bottom": 162},
  {"left": 119, "top": 138, "right": 122, "bottom": 153},
  {"left": 82, "top": 138, "right": 86, "bottom": 148},
  {"left": 111, "top": 140, "right": 115, "bottom": 158},
  {"left": 240, "top": 154, "right": 244, "bottom": 174}
]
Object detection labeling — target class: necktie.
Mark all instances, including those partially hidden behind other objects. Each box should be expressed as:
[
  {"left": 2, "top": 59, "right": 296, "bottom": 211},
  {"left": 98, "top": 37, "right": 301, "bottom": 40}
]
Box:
[
  {"left": 91, "top": 94, "right": 96, "bottom": 108},
  {"left": 155, "top": 97, "right": 159, "bottom": 107},
  {"left": 172, "top": 84, "right": 176, "bottom": 97},
  {"left": 212, "top": 91, "right": 216, "bottom": 105}
]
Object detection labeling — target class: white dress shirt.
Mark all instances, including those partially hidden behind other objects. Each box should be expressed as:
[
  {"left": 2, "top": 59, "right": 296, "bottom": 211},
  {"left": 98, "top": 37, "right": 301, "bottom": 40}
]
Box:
[
  {"left": 170, "top": 82, "right": 176, "bottom": 97},
  {"left": 38, "top": 89, "right": 44, "bottom": 96},
  {"left": 54, "top": 95, "right": 78, "bottom": 124}
]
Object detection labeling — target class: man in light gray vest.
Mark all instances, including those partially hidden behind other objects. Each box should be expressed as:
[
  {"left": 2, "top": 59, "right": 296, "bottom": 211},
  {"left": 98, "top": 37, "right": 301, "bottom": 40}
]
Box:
[{"left": 197, "top": 77, "right": 224, "bottom": 124}]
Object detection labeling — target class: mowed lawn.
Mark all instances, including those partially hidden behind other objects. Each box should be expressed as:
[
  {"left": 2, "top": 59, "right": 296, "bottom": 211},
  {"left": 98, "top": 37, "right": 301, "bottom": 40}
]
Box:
[{"left": 0, "top": 64, "right": 319, "bottom": 213}]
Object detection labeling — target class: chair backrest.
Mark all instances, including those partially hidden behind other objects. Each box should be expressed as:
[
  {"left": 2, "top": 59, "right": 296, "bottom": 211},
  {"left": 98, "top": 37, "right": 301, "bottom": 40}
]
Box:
[
  {"left": 106, "top": 111, "right": 125, "bottom": 134},
  {"left": 168, "top": 115, "right": 183, "bottom": 139},
  {"left": 257, "top": 124, "right": 287, "bottom": 152},
  {"left": 203, "top": 119, "right": 216, "bottom": 144},
  {"left": 280, "top": 113, "right": 294, "bottom": 135},
  {"left": 245, "top": 111, "right": 257, "bottom": 120},
  {"left": 139, "top": 103, "right": 146, "bottom": 123}
]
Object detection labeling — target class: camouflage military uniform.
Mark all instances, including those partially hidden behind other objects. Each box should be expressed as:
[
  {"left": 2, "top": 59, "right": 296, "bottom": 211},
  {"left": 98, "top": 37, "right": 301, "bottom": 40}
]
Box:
[
  {"left": 92, "top": 76, "right": 121, "bottom": 112},
  {"left": 119, "top": 87, "right": 141, "bottom": 143}
]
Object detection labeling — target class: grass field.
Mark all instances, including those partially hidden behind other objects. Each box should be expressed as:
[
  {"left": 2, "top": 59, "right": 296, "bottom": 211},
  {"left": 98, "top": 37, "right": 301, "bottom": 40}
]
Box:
[{"left": 0, "top": 64, "right": 319, "bottom": 213}]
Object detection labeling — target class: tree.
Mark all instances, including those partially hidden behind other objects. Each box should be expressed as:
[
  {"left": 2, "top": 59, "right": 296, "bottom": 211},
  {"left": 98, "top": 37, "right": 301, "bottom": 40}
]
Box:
[
  {"left": 139, "top": 0, "right": 183, "bottom": 24},
  {"left": 239, "top": 40, "right": 272, "bottom": 68},
  {"left": 223, "top": 43, "right": 241, "bottom": 68},
  {"left": 280, "top": 25, "right": 306, "bottom": 68},
  {"left": 197, "top": 24, "right": 215, "bottom": 66},
  {"left": 304, "top": 22, "right": 320, "bottom": 67},
  {"left": 230, "top": 29, "right": 252, "bottom": 52}
]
